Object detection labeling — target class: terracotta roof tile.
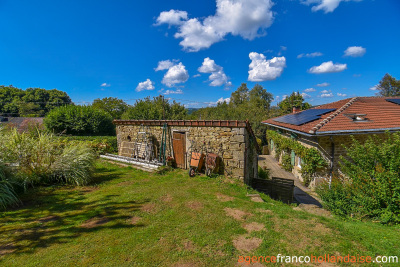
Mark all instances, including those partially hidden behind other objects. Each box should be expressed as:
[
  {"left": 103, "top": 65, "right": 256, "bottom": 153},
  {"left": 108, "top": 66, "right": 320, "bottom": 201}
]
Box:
[{"left": 262, "top": 97, "right": 400, "bottom": 135}]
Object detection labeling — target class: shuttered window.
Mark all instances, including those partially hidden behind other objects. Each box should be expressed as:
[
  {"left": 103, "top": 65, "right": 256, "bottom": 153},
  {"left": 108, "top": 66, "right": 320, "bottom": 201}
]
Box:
[{"left": 291, "top": 150, "right": 295, "bottom": 166}]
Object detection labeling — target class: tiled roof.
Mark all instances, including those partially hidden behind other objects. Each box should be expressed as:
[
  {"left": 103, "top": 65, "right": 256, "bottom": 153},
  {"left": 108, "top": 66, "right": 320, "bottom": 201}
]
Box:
[{"left": 262, "top": 97, "right": 400, "bottom": 135}]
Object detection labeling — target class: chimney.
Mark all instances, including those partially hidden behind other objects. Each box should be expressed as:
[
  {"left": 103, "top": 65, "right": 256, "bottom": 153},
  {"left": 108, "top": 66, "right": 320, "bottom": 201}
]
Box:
[{"left": 292, "top": 106, "right": 301, "bottom": 114}]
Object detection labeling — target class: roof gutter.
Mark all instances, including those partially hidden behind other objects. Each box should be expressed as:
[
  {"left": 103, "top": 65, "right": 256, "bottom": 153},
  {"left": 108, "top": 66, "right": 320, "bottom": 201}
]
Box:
[
  {"left": 315, "top": 127, "right": 400, "bottom": 136},
  {"left": 262, "top": 122, "right": 314, "bottom": 137}
]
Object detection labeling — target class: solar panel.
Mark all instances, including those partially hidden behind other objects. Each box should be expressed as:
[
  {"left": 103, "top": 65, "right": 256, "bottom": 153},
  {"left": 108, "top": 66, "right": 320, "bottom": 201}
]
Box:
[
  {"left": 273, "top": 108, "right": 336, "bottom": 126},
  {"left": 386, "top": 99, "right": 400, "bottom": 105}
]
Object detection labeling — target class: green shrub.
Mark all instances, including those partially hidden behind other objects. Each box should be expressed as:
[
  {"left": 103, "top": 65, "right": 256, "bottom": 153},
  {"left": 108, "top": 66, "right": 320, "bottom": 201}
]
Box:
[
  {"left": 44, "top": 105, "right": 115, "bottom": 136},
  {"left": 59, "top": 136, "right": 117, "bottom": 155},
  {"left": 281, "top": 153, "right": 292, "bottom": 172},
  {"left": 317, "top": 133, "right": 400, "bottom": 224},
  {"left": 258, "top": 166, "right": 270, "bottom": 180}
]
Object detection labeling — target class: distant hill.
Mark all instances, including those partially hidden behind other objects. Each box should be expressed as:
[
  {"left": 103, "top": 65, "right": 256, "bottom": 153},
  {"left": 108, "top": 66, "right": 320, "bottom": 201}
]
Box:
[{"left": 186, "top": 108, "right": 199, "bottom": 115}]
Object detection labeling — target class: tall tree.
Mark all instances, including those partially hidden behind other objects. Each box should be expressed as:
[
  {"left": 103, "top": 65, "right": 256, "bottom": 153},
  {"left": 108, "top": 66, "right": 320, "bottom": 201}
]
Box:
[
  {"left": 92, "top": 97, "right": 129, "bottom": 119},
  {"left": 230, "top": 83, "right": 249, "bottom": 107},
  {"left": 278, "top": 92, "right": 311, "bottom": 115},
  {"left": 376, "top": 74, "right": 400, "bottom": 97}
]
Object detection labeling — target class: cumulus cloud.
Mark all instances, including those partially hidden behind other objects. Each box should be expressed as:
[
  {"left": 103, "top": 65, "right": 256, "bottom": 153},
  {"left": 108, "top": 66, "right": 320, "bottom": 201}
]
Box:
[
  {"left": 308, "top": 61, "right": 347, "bottom": 74},
  {"left": 316, "top": 82, "right": 330, "bottom": 87},
  {"left": 301, "top": 0, "right": 361, "bottom": 13},
  {"left": 248, "top": 52, "right": 286, "bottom": 81},
  {"left": 164, "top": 89, "right": 184, "bottom": 95},
  {"left": 297, "top": 52, "right": 323, "bottom": 59},
  {"left": 304, "top": 88, "right": 316, "bottom": 92},
  {"left": 320, "top": 89, "right": 329, "bottom": 94},
  {"left": 217, "top": 97, "right": 230, "bottom": 104},
  {"left": 337, "top": 93, "right": 347, "bottom": 97},
  {"left": 369, "top": 85, "right": 379, "bottom": 91},
  {"left": 101, "top": 83, "right": 110, "bottom": 87},
  {"left": 156, "top": 60, "right": 189, "bottom": 87},
  {"left": 344, "top": 46, "right": 366, "bottom": 57},
  {"left": 136, "top": 79, "right": 155, "bottom": 92},
  {"left": 198, "top": 57, "right": 230, "bottom": 87},
  {"left": 301, "top": 92, "right": 311, "bottom": 99},
  {"left": 156, "top": 0, "right": 274, "bottom": 52},
  {"left": 155, "top": 60, "right": 175, "bottom": 71},
  {"left": 320, "top": 93, "right": 334, "bottom": 98},
  {"left": 155, "top": 10, "right": 188, "bottom": 26}
]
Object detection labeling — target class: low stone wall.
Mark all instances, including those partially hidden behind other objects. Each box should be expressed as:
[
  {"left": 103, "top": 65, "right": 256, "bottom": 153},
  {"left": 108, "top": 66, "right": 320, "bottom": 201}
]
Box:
[{"left": 115, "top": 124, "right": 258, "bottom": 183}]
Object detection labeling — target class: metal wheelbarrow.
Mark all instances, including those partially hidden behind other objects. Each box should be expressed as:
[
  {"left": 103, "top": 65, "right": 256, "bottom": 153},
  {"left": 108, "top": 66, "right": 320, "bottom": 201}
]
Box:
[{"left": 189, "top": 151, "right": 205, "bottom": 177}]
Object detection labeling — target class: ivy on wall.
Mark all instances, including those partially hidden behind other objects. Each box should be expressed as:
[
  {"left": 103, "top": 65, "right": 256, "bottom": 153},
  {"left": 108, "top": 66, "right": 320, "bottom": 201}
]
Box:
[{"left": 266, "top": 130, "right": 328, "bottom": 184}]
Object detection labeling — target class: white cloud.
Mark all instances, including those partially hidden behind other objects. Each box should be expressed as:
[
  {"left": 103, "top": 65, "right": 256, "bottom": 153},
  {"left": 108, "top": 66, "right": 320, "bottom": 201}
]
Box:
[
  {"left": 301, "top": 92, "right": 311, "bottom": 99},
  {"left": 164, "top": 89, "right": 183, "bottom": 95},
  {"left": 156, "top": 60, "right": 189, "bottom": 87},
  {"left": 217, "top": 97, "right": 230, "bottom": 104},
  {"left": 193, "top": 74, "right": 201, "bottom": 78},
  {"left": 320, "top": 93, "right": 334, "bottom": 98},
  {"left": 198, "top": 57, "right": 230, "bottom": 87},
  {"left": 101, "top": 83, "right": 110, "bottom": 87},
  {"left": 304, "top": 88, "right": 316, "bottom": 92},
  {"left": 155, "top": 10, "right": 188, "bottom": 26},
  {"left": 369, "top": 85, "right": 379, "bottom": 91},
  {"left": 156, "top": 0, "right": 274, "bottom": 52},
  {"left": 344, "top": 46, "right": 366, "bottom": 57},
  {"left": 301, "top": 0, "right": 361, "bottom": 13},
  {"left": 316, "top": 82, "right": 330, "bottom": 87},
  {"left": 248, "top": 52, "right": 286, "bottom": 81},
  {"left": 337, "top": 93, "right": 347, "bottom": 97},
  {"left": 161, "top": 63, "right": 189, "bottom": 87},
  {"left": 282, "top": 95, "right": 288, "bottom": 100},
  {"left": 308, "top": 61, "right": 347, "bottom": 74},
  {"left": 155, "top": 60, "right": 175, "bottom": 71},
  {"left": 297, "top": 52, "right": 323, "bottom": 58},
  {"left": 320, "top": 89, "right": 329, "bottom": 94},
  {"left": 136, "top": 79, "right": 155, "bottom": 92}
]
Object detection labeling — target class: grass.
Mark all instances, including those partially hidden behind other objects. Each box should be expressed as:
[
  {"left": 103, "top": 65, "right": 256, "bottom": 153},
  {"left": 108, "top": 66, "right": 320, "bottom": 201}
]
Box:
[{"left": 0, "top": 160, "right": 399, "bottom": 266}]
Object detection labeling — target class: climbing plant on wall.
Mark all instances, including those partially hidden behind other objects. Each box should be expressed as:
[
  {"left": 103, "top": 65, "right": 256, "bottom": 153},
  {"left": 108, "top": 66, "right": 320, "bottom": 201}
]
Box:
[{"left": 266, "top": 130, "right": 327, "bottom": 184}]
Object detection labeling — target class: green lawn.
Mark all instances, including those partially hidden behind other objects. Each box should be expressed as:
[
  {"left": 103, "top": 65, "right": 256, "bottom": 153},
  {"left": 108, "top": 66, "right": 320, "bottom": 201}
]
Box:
[{"left": 0, "top": 160, "right": 399, "bottom": 266}]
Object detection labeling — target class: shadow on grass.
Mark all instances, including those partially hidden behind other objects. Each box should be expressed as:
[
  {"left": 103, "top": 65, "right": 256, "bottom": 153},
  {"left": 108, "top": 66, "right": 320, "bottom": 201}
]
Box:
[{"left": 0, "top": 164, "right": 147, "bottom": 259}]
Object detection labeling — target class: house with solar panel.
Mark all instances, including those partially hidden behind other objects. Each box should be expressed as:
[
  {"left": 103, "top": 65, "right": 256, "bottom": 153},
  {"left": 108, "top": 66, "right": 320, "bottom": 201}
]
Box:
[{"left": 262, "top": 97, "right": 400, "bottom": 186}]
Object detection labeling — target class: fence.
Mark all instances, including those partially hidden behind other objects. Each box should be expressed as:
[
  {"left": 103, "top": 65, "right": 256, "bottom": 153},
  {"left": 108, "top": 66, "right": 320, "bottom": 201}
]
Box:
[{"left": 252, "top": 177, "right": 294, "bottom": 204}]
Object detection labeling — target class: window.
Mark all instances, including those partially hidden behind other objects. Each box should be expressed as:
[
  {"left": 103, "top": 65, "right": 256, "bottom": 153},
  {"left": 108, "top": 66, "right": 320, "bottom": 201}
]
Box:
[
  {"left": 270, "top": 139, "right": 274, "bottom": 151},
  {"left": 291, "top": 150, "right": 295, "bottom": 166},
  {"left": 297, "top": 156, "right": 302, "bottom": 168}
]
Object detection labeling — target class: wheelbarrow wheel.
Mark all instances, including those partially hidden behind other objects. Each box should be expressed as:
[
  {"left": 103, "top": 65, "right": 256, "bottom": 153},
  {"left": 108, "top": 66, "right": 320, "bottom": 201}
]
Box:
[
  {"left": 206, "top": 168, "right": 212, "bottom": 177},
  {"left": 189, "top": 167, "right": 196, "bottom": 177}
]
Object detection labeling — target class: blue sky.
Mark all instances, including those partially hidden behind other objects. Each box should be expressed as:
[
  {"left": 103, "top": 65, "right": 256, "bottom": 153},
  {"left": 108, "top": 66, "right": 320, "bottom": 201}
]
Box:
[{"left": 0, "top": 0, "right": 399, "bottom": 107}]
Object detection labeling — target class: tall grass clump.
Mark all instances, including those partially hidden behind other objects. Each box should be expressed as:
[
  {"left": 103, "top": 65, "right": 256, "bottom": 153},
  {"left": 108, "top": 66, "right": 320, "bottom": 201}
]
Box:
[
  {"left": 0, "top": 128, "right": 96, "bottom": 206},
  {"left": 0, "top": 163, "right": 20, "bottom": 209},
  {"left": 317, "top": 133, "right": 400, "bottom": 224}
]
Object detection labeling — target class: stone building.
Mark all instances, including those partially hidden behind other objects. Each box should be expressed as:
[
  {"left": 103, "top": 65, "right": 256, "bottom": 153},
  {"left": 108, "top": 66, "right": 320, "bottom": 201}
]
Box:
[
  {"left": 113, "top": 120, "right": 260, "bottom": 185},
  {"left": 262, "top": 97, "right": 400, "bottom": 184}
]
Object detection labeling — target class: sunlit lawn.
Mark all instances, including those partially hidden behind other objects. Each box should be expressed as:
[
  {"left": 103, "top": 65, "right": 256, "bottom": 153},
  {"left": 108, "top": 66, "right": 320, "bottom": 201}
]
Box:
[{"left": 0, "top": 160, "right": 399, "bottom": 266}]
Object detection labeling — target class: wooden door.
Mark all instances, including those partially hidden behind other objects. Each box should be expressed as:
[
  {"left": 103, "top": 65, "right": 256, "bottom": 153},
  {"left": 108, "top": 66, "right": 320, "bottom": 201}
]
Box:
[{"left": 172, "top": 132, "right": 186, "bottom": 168}]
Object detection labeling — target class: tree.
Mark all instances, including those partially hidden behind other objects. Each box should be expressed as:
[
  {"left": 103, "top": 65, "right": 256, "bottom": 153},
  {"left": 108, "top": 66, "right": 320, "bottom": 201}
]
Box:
[
  {"left": 92, "top": 97, "right": 128, "bottom": 119},
  {"left": 376, "top": 74, "right": 400, "bottom": 97},
  {"left": 121, "top": 95, "right": 187, "bottom": 120},
  {"left": 230, "top": 83, "right": 249, "bottom": 107},
  {"left": 278, "top": 92, "right": 311, "bottom": 115}
]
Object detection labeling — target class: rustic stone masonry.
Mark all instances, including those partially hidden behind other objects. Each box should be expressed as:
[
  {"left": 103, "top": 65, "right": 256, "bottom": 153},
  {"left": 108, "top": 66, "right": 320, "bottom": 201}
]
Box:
[{"left": 114, "top": 120, "right": 259, "bottom": 185}]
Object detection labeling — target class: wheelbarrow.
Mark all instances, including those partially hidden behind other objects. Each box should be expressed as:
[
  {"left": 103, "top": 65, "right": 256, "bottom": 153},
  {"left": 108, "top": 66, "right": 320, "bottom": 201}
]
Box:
[
  {"left": 189, "top": 151, "right": 205, "bottom": 177},
  {"left": 205, "top": 153, "right": 219, "bottom": 177}
]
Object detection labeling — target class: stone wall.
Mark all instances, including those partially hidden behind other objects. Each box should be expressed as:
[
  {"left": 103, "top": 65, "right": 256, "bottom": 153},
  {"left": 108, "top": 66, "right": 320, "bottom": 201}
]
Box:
[{"left": 115, "top": 124, "right": 258, "bottom": 183}]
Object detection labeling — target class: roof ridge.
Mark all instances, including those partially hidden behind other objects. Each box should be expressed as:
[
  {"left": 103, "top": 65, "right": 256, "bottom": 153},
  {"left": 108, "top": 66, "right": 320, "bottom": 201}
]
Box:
[{"left": 309, "top": 97, "right": 358, "bottom": 134}]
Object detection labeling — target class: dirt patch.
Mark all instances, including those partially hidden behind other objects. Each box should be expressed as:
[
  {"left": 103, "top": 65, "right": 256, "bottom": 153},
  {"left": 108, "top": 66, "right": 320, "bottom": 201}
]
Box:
[
  {"left": 0, "top": 243, "right": 16, "bottom": 256},
  {"left": 186, "top": 201, "right": 204, "bottom": 211},
  {"left": 160, "top": 194, "right": 173, "bottom": 203},
  {"left": 256, "top": 209, "right": 273, "bottom": 214},
  {"left": 141, "top": 203, "right": 157, "bottom": 213},
  {"left": 130, "top": 216, "right": 141, "bottom": 225},
  {"left": 179, "top": 240, "right": 195, "bottom": 252},
  {"left": 81, "top": 216, "right": 110, "bottom": 229},
  {"left": 216, "top": 193, "right": 235, "bottom": 202},
  {"left": 224, "top": 208, "right": 253, "bottom": 221},
  {"left": 37, "top": 215, "right": 60, "bottom": 223},
  {"left": 295, "top": 204, "right": 331, "bottom": 217},
  {"left": 243, "top": 222, "right": 265, "bottom": 232},
  {"left": 233, "top": 235, "right": 262, "bottom": 252},
  {"left": 80, "top": 186, "right": 99, "bottom": 193},
  {"left": 246, "top": 194, "right": 264, "bottom": 203}
]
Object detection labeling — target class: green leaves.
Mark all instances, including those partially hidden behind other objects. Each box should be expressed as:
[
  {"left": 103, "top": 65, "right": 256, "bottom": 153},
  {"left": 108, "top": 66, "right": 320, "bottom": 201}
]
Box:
[{"left": 376, "top": 73, "right": 400, "bottom": 97}]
